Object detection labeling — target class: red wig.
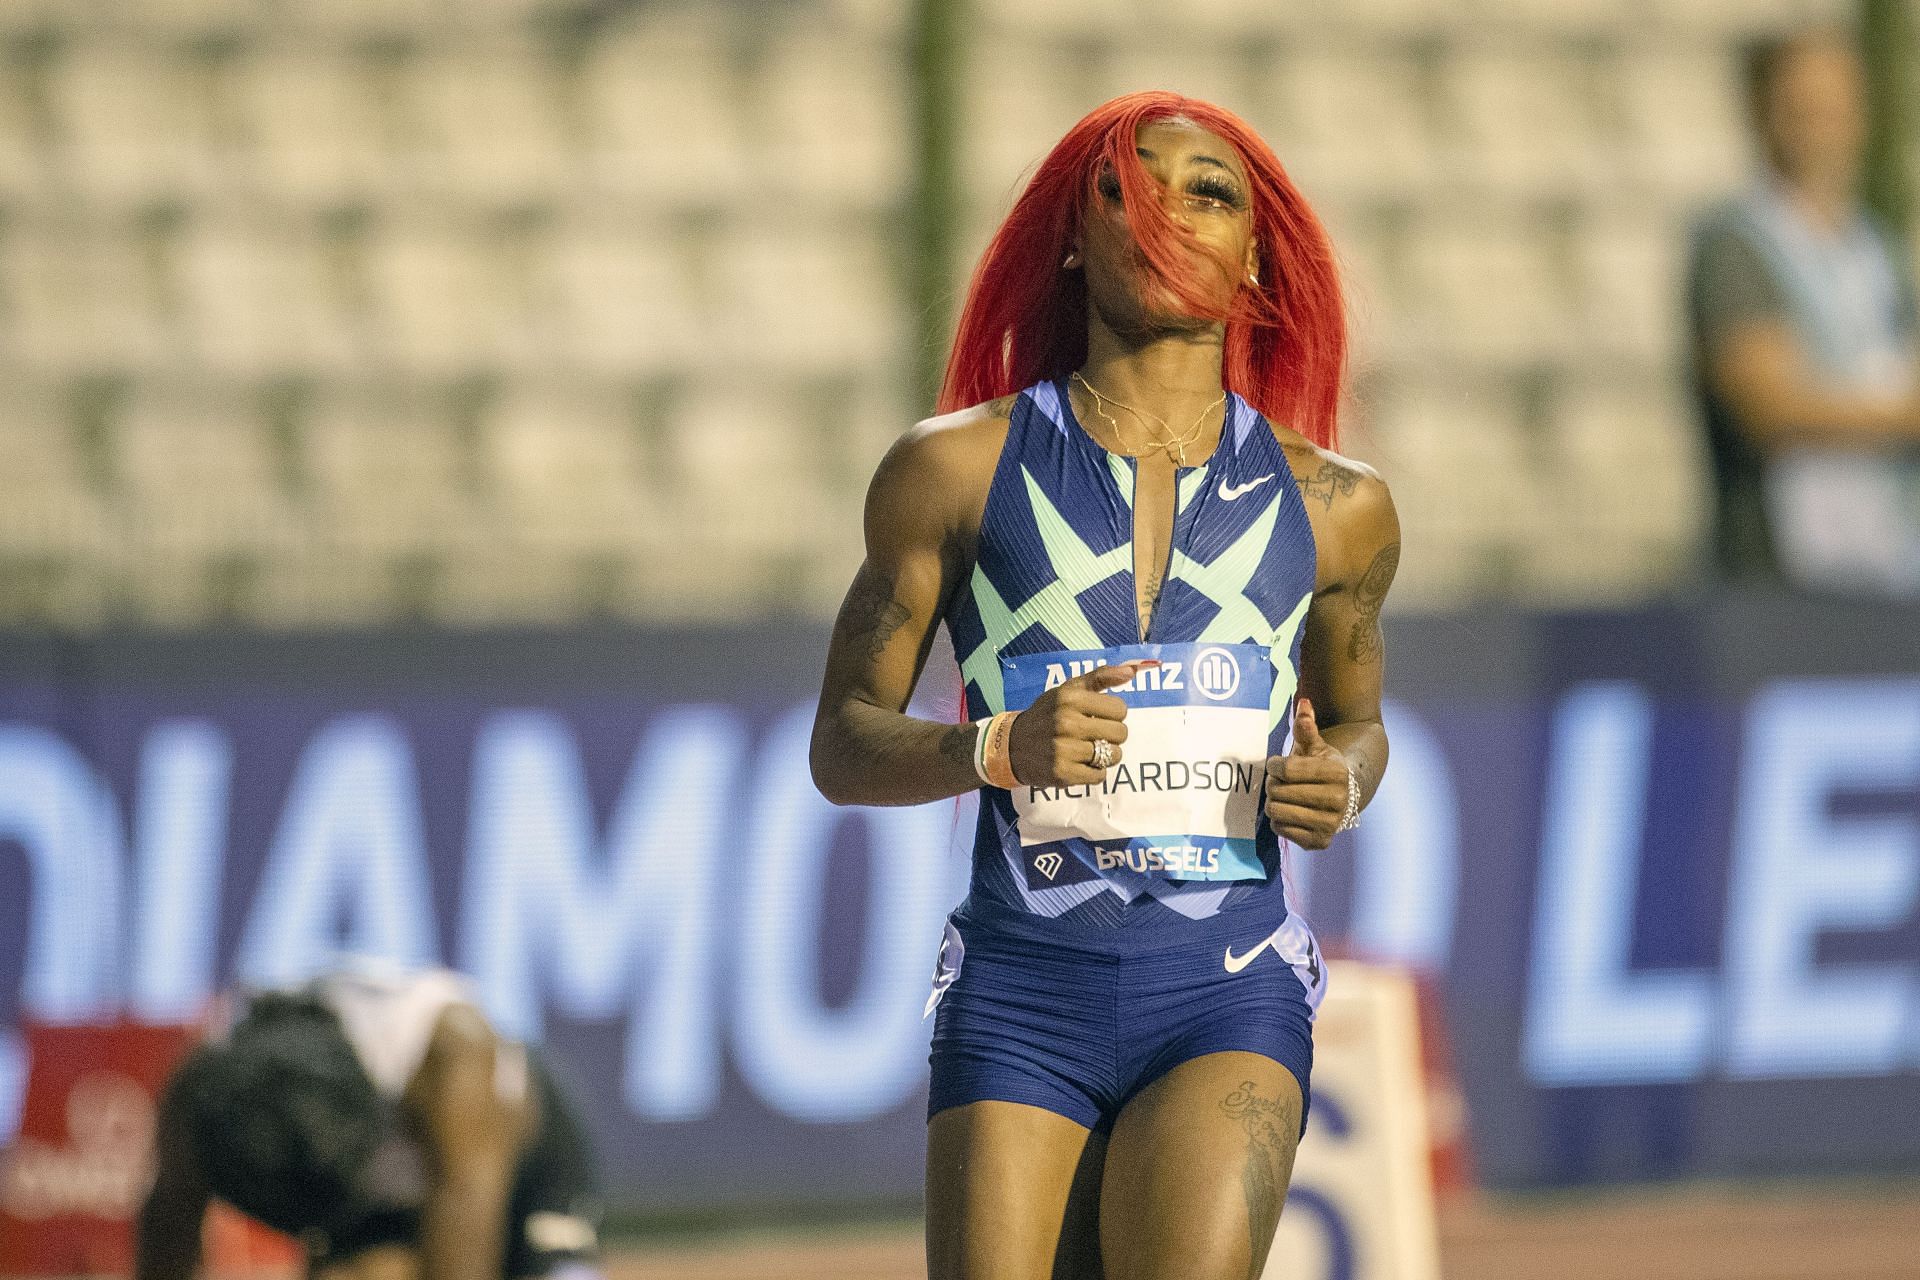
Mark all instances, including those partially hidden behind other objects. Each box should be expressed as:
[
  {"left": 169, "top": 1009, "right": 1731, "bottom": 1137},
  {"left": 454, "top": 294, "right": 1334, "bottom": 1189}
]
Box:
[{"left": 938, "top": 91, "right": 1346, "bottom": 449}]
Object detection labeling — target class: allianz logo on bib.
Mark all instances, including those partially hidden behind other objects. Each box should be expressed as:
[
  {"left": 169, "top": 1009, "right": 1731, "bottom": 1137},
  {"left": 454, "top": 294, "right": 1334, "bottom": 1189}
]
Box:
[
  {"left": 1043, "top": 658, "right": 1184, "bottom": 692},
  {"left": 1039, "top": 647, "right": 1241, "bottom": 699},
  {"left": 1191, "top": 646, "right": 1240, "bottom": 700}
]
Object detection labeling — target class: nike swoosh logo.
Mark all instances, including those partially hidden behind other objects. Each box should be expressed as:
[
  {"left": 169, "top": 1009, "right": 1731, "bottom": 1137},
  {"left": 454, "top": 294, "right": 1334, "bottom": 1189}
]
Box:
[
  {"left": 1218, "top": 475, "right": 1273, "bottom": 501},
  {"left": 1223, "top": 930, "right": 1282, "bottom": 973}
]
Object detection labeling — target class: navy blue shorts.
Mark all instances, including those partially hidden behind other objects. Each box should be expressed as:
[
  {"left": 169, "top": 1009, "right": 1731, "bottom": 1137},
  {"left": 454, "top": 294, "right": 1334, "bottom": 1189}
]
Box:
[{"left": 926, "top": 897, "right": 1322, "bottom": 1136}]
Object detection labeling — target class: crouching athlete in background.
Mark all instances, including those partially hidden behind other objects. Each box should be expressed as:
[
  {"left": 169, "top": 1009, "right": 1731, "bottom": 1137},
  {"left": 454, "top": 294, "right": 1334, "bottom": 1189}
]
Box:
[
  {"left": 135, "top": 962, "right": 603, "bottom": 1280},
  {"left": 811, "top": 91, "right": 1400, "bottom": 1280}
]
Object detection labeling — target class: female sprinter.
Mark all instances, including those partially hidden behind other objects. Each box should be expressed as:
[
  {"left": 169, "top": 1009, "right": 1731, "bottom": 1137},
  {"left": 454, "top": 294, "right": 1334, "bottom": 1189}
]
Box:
[{"left": 810, "top": 91, "right": 1400, "bottom": 1280}]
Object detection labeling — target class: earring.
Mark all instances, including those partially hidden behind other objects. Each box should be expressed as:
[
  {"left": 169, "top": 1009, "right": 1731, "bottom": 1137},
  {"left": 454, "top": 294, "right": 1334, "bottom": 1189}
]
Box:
[{"left": 1063, "top": 251, "right": 1081, "bottom": 269}]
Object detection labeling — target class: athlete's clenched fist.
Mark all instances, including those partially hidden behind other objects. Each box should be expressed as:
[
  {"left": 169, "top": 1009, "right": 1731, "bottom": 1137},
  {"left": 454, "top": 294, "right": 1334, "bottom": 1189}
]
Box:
[{"left": 1006, "top": 660, "right": 1151, "bottom": 787}]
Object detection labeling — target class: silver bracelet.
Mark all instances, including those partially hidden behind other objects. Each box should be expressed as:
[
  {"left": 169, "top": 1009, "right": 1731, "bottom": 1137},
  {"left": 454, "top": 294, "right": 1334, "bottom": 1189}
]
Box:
[{"left": 1335, "top": 764, "right": 1362, "bottom": 832}]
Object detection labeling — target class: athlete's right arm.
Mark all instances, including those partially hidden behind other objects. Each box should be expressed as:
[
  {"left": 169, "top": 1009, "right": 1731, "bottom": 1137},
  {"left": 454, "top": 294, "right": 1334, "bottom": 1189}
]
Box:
[
  {"left": 811, "top": 415, "right": 1143, "bottom": 807},
  {"left": 134, "top": 1078, "right": 210, "bottom": 1280},
  {"left": 810, "top": 423, "right": 982, "bottom": 807}
]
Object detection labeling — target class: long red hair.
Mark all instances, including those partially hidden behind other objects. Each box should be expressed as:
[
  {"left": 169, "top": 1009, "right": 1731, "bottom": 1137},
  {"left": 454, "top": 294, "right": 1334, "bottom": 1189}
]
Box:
[{"left": 938, "top": 92, "right": 1346, "bottom": 449}]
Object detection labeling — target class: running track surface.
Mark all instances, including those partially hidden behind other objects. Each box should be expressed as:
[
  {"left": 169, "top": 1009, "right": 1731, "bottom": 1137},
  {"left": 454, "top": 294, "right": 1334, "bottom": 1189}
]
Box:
[{"left": 605, "top": 1184, "right": 1920, "bottom": 1280}]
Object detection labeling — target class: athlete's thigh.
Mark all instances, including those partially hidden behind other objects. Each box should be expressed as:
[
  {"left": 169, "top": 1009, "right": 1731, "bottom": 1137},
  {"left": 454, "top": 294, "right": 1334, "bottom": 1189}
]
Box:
[
  {"left": 927, "top": 1100, "right": 1107, "bottom": 1280},
  {"left": 310, "top": 1245, "right": 422, "bottom": 1280},
  {"left": 1098, "top": 1051, "right": 1302, "bottom": 1280}
]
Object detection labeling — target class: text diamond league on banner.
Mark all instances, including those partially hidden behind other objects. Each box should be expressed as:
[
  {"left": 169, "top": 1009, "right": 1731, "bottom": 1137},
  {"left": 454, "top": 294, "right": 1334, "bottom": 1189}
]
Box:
[{"left": 1, "top": 599, "right": 1918, "bottom": 1203}]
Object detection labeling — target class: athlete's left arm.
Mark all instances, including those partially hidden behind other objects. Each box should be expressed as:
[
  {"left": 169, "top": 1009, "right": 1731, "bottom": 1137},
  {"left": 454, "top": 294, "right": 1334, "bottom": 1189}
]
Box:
[
  {"left": 411, "top": 1004, "right": 533, "bottom": 1280},
  {"left": 1265, "top": 461, "right": 1401, "bottom": 851}
]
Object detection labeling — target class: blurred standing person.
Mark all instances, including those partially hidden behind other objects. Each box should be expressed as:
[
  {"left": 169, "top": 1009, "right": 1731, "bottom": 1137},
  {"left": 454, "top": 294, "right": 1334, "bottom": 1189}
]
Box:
[
  {"left": 1687, "top": 28, "right": 1920, "bottom": 594},
  {"left": 811, "top": 92, "right": 1398, "bottom": 1280}
]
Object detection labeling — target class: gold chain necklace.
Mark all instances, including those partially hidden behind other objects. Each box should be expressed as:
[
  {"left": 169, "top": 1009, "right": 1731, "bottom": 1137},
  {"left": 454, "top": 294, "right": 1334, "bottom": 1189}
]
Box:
[{"left": 1070, "top": 371, "right": 1225, "bottom": 466}]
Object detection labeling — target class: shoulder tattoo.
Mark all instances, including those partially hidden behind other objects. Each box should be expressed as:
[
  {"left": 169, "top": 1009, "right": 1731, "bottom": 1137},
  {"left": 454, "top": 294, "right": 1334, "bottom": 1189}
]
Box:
[
  {"left": 1299, "top": 458, "right": 1364, "bottom": 512},
  {"left": 984, "top": 394, "right": 1018, "bottom": 419},
  {"left": 1345, "top": 541, "right": 1399, "bottom": 664}
]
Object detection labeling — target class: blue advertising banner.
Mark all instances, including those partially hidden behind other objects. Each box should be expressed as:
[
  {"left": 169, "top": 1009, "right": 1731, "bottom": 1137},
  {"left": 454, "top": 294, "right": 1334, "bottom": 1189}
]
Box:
[{"left": 1, "top": 598, "right": 1916, "bottom": 1203}]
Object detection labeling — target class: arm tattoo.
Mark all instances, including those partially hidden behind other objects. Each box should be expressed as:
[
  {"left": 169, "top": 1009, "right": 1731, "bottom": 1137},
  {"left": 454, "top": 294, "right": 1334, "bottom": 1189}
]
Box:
[
  {"left": 984, "top": 394, "right": 1018, "bottom": 418},
  {"left": 840, "top": 564, "right": 912, "bottom": 662},
  {"left": 938, "top": 722, "right": 974, "bottom": 768},
  {"left": 1220, "top": 1080, "right": 1300, "bottom": 1278},
  {"left": 1345, "top": 541, "right": 1399, "bottom": 664},
  {"left": 1299, "top": 459, "right": 1362, "bottom": 512}
]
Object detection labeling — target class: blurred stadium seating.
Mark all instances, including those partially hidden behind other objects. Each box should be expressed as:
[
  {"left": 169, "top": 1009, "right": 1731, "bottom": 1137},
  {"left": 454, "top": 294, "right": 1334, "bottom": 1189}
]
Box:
[{"left": 0, "top": 0, "right": 1868, "bottom": 627}]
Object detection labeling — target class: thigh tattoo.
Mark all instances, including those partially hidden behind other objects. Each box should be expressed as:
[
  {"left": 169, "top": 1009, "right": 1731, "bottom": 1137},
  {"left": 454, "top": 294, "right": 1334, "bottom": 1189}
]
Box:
[{"left": 1219, "top": 1080, "right": 1300, "bottom": 1278}]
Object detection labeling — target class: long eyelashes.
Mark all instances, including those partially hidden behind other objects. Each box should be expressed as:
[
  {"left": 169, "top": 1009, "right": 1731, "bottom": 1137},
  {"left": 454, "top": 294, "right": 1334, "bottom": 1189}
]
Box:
[
  {"left": 1094, "top": 168, "right": 1245, "bottom": 212},
  {"left": 1188, "top": 176, "right": 1247, "bottom": 210}
]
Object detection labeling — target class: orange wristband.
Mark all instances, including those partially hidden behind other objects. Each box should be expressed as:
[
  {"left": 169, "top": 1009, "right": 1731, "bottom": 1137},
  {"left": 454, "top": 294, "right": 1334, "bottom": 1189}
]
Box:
[{"left": 980, "top": 711, "right": 1021, "bottom": 790}]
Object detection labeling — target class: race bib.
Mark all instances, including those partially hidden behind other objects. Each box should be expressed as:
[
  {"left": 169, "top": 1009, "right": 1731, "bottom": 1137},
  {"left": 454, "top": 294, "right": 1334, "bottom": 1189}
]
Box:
[{"left": 1001, "top": 642, "right": 1275, "bottom": 882}]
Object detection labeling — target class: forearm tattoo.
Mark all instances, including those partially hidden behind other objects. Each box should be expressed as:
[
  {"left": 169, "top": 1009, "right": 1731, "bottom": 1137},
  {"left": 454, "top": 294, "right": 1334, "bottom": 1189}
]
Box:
[
  {"left": 1220, "top": 1080, "right": 1300, "bottom": 1278},
  {"left": 937, "top": 722, "right": 974, "bottom": 768},
  {"left": 1345, "top": 541, "right": 1399, "bottom": 664},
  {"left": 839, "top": 563, "right": 912, "bottom": 662},
  {"left": 1299, "top": 459, "right": 1363, "bottom": 512}
]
